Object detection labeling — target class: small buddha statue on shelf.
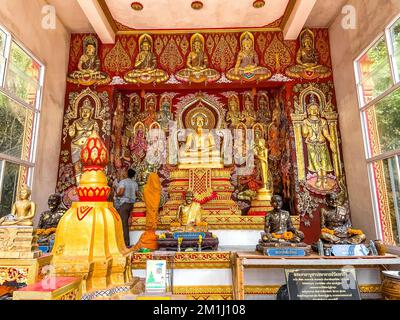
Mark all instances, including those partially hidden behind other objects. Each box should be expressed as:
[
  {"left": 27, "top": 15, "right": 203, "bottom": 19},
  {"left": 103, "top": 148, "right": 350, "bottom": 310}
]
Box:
[
  {"left": 176, "top": 33, "right": 220, "bottom": 83},
  {"left": 0, "top": 186, "right": 36, "bottom": 226},
  {"left": 285, "top": 28, "right": 331, "bottom": 80},
  {"left": 38, "top": 194, "right": 66, "bottom": 230},
  {"left": 227, "top": 31, "right": 271, "bottom": 82},
  {"left": 67, "top": 35, "right": 110, "bottom": 86},
  {"left": 124, "top": 34, "right": 168, "bottom": 84},
  {"left": 320, "top": 193, "right": 366, "bottom": 245},
  {"left": 261, "top": 195, "right": 304, "bottom": 244}
]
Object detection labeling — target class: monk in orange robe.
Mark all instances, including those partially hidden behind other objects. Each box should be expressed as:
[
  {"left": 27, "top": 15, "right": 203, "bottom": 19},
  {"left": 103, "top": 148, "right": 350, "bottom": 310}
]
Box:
[{"left": 133, "top": 172, "right": 161, "bottom": 251}]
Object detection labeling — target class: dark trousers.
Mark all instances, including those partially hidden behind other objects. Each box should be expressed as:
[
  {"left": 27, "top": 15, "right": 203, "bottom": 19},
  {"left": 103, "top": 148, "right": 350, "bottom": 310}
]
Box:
[{"left": 117, "top": 202, "right": 134, "bottom": 247}]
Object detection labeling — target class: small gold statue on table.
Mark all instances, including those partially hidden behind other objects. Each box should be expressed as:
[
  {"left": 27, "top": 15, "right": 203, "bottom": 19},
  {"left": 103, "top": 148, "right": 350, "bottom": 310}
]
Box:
[
  {"left": 320, "top": 193, "right": 366, "bottom": 245},
  {"left": 124, "top": 34, "right": 168, "bottom": 84},
  {"left": 257, "top": 195, "right": 311, "bottom": 256},
  {"left": 227, "top": 31, "right": 271, "bottom": 82},
  {"left": 157, "top": 191, "right": 219, "bottom": 251},
  {"left": 0, "top": 186, "right": 42, "bottom": 259},
  {"left": 176, "top": 33, "right": 220, "bottom": 83},
  {"left": 67, "top": 35, "right": 110, "bottom": 86},
  {"left": 285, "top": 28, "right": 331, "bottom": 80}
]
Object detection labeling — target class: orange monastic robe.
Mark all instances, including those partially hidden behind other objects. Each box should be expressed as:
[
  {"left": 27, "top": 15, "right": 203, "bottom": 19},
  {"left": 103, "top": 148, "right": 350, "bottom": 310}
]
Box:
[{"left": 133, "top": 173, "right": 161, "bottom": 250}]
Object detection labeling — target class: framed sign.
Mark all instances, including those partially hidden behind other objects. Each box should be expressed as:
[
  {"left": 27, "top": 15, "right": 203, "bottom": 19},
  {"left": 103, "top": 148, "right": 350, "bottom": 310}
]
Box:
[
  {"left": 285, "top": 268, "right": 361, "bottom": 300},
  {"left": 145, "top": 260, "right": 167, "bottom": 293}
]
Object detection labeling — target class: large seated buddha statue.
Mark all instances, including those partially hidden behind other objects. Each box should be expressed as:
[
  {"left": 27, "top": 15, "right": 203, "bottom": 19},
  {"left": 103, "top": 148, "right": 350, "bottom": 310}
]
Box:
[
  {"left": 178, "top": 113, "right": 223, "bottom": 169},
  {"left": 285, "top": 28, "right": 331, "bottom": 80},
  {"left": 124, "top": 34, "right": 168, "bottom": 84},
  {"left": 176, "top": 33, "right": 220, "bottom": 83}
]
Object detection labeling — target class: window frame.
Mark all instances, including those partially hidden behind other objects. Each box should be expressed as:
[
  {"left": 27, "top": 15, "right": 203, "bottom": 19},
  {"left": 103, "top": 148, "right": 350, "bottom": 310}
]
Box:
[
  {"left": 0, "top": 24, "right": 45, "bottom": 204},
  {"left": 355, "top": 13, "right": 400, "bottom": 244}
]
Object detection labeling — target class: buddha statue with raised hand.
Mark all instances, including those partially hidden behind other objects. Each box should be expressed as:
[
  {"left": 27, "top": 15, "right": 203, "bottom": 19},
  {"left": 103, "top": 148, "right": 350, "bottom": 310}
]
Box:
[
  {"left": 67, "top": 35, "right": 110, "bottom": 86},
  {"left": 125, "top": 34, "right": 168, "bottom": 84},
  {"left": 320, "top": 193, "right": 366, "bottom": 245},
  {"left": 176, "top": 33, "right": 220, "bottom": 83}
]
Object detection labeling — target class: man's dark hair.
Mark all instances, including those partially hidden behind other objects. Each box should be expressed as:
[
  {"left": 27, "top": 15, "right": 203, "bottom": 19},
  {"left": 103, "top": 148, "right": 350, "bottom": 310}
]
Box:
[{"left": 128, "top": 169, "right": 136, "bottom": 179}]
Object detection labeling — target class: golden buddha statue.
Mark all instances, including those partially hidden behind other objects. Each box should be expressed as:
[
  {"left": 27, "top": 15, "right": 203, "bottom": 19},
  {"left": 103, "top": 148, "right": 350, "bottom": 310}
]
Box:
[
  {"left": 69, "top": 98, "right": 99, "bottom": 183},
  {"left": 175, "top": 191, "right": 204, "bottom": 232},
  {"left": 176, "top": 33, "right": 220, "bottom": 83},
  {"left": 254, "top": 131, "right": 272, "bottom": 201},
  {"left": 286, "top": 28, "right": 331, "bottom": 80},
  {"left": 0, "top": 186, "right": 36, "bottom": 226},
  {"left": 226, "top": 95, "right": 244, "bottom": 128},
  {"left": 242, "top": 94, "right": 257, "bottom": 128},
  {"left": 227, "top": 31, "right": 271, "bottom": 82},
  {"left": 178, "top": 113, "right": 223, "bottom": 168},
  {"left": 320, "top": 193, "right": 366, "bottom": 245},
  {"left": 67, "top": 35, "right": 110, "bottom": 86},
  {"left": 124, "top": 34, "right": 168, "bottom": 84},
  {"left": 302, "top": 97, "right": 336, "bottom": 190}
]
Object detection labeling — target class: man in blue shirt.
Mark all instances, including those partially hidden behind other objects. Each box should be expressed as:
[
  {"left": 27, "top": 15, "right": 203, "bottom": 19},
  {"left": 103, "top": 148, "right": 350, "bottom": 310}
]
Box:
[{"left": 116, "top": 169, "right": 138, "bottom": 247}]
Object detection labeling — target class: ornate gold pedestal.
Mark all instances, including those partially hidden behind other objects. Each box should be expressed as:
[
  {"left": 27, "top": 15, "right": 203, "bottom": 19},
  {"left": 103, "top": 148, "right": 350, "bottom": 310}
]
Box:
[
  {"left": 248, "top": 190, "right": 273, "bottom": 216},
  {"left": 52, "top": 202, "right": 132, "bottom": 293},
  {"left": 0, "top": 226, "right": 42, "bottom": 259},
  {"left": 0, "top": 254, "right": 52, "bottom": 286},
  {"left": 161, "top": 167, "right": 241, "bottom": 226}
]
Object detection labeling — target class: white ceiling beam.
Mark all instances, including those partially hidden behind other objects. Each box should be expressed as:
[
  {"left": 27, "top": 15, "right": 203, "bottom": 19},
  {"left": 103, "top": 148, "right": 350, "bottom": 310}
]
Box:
[
  {"left": 283, "top": 0, "right": 317, "bottom": 40},
  {"left": 76, "top": 0, "right": 116, "bottom": 44}
]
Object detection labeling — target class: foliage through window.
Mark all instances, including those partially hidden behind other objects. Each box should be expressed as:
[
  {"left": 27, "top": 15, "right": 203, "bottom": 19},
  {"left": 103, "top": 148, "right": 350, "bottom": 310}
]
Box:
[
  {"left": 0, "top": 25, "right": 43, "bottom": 217},
  {"left": 356, "top": 15, "right": 400, "bottom": 245}
]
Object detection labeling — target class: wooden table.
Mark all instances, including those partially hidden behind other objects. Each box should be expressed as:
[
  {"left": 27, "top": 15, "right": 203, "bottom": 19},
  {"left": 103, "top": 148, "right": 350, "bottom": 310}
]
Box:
[{"left": 232, "top": 252, "right": 400, "bottom": 300}]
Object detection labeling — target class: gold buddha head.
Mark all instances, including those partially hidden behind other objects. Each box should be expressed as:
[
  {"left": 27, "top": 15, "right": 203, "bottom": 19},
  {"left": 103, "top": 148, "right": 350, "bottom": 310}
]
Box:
[
  {"left": 140, "top": 35, "right": 153, "bottom": 52},
  {"left": 19, "top": 185, "right": 31, "bottom": 200},
  {"left": 86, "top": 44, "right": 96, "bottom": 56},
  {"left": 194, "top": 114, "right": 206, "bottom": 129},
  {"left": 301, "top": 29, "right": 315, "bottom": 50},
  {"left": 241, "top": 32, "right": 254, "bottom": 51},
  {"left": 81, "top": 98, "right": 94, "bottom": 119}
]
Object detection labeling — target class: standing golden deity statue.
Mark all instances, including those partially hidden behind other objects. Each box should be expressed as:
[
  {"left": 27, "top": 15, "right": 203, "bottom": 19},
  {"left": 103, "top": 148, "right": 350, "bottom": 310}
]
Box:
[
  {"left": 226, "top": 95, "right": 244, "bottom": 128},
  {"left": 0, "top": 186, "right": 36, "bottom": 226},
  {"left": 302, "top": 97, "right": 336, "bottom": 190},
  {"left": 320, "top": 193, "right": 366, "bottom": 245},
  {"left": 125, "top": 34, "right": 168, "bottom": 84},
  {"left": 175, "top": 191, "right": 204, "bottom": 232},
  {"left": 242, "top": 94, "right": 257, "bottom": 127},
  {"left": 253, "top": 128, "right": 272, "bottom": 201},
  {"left": 67, "top": 35, "right": 110, "bottom": 86},
  {"left": 178, "top": 113, "right": 222, "bottom": 168},
  {"left": 157, "top": 96, "right": 173, "bottom": 132},
  {"left": 176, "top": 33, "right": 220, "bottom": 83},
  {"left": 286, "top": 28, "right": 331, "bottom": 80},
  {"left": 227, "top": 31, "right": 271, "bottom": 82},
  {"left": 69, "top": 98, "right": 99, "bottom": 183}
]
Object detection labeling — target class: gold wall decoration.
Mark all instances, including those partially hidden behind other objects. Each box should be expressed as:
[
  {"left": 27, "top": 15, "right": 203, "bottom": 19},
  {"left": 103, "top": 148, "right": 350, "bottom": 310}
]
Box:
[
  {"left": 211, "top": 35, "right": 236, "bottom": 71},
  {"left": 160, "top": 37, "right": 184, "bottom": 73},
  {"left": 291, "top": 85, "right": 341, "bottom": 193},
  {"left": 264, "top": 34, "right": 292, "bottom": 72},
  {"left": 104, "top": 39, "right": 132, "bottom": 73}
]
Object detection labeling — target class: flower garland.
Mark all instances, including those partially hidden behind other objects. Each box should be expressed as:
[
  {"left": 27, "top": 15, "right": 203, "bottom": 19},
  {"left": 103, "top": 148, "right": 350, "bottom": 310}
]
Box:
[{"left": 271, "top": 232, "right": 294, "bottom": 241}]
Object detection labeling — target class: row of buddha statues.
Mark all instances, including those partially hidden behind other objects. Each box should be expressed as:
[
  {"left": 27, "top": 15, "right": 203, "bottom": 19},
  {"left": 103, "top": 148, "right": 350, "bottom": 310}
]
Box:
[
  {"left": 67, "top": 29, "right": 331, "bottom": 86},
  {"left": 0, "top": 185, "right": 365, "bottom": 249}
]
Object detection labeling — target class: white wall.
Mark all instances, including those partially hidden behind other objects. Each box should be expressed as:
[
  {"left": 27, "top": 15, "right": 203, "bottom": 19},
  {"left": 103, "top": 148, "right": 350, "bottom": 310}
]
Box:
[
  {"left": 329, "top": 0, "right": 400, "bottom": 239},
  {"left": 0, "top": 0, "right": 71, "bottom": 223}
]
